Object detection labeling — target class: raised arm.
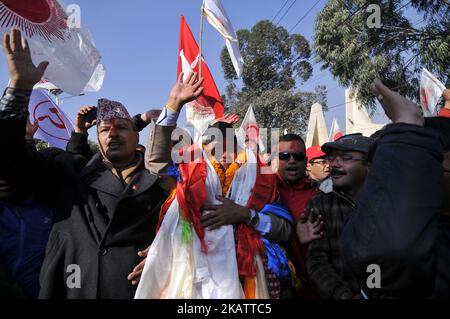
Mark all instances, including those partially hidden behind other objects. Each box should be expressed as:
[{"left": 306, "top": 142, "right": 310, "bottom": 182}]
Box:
[
  {"left": 0, "top": 29, "right": 64, "bottom": 202},
  {"left": 145, "top": 72, "right": 203, "bottom": 177},
  {"left": 340, "top": 80, "right": 443, "bottom": 298}
]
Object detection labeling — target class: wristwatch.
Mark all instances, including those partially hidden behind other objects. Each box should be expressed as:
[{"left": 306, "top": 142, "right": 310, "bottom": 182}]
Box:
[{"left": 247, "top": 209, "right": 260, "bottom": 228}]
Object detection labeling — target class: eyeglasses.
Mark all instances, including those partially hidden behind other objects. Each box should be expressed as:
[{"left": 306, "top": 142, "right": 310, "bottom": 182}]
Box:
[
  {"left": 278, "top": 152, "right": 306, "bottom": 162},
  {"left": 327, "top": 155, "right": 367, "bottom": 164},
  {"left": 310, "top": 159, "right": 329, "bottom": 165}
]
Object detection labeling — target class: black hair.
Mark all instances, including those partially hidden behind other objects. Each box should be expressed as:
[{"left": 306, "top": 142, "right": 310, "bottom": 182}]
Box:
[
  {"left": 211, "top": 121, "right": 233, "bottom": 132},
  {"left": 205, "top": 121, "right": 237, "bottom": 145},
  {"left": 279, "top": 134, "right": 306, "bottom": 147},
  {"left": 279, "top": 133, "right": 305, "bottom": 143}
]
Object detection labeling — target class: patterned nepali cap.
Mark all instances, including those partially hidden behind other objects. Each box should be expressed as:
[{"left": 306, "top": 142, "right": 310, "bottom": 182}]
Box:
[{"left": 97, "top": 98, "right": 131, "bottom": 122}]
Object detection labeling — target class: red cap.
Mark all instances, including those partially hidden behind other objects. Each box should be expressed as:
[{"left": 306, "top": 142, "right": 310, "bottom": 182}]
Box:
[{"left": 307, "top": 146, "right": 326, "bottom": 162}]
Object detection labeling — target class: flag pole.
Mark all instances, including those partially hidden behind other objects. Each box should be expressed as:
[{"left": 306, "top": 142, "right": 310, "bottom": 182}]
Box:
[{"left": 198, "top": 0, "right": 205, "bottom": 79}]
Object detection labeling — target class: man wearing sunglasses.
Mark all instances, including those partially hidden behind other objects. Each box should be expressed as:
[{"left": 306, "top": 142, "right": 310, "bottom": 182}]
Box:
[
  {"left": 273, "top": 134, "right": 321, "bottom": 298},
  {"left": 305, "top": 133, "right": 372, "bottom": 299},
  {"left": 275, "top": 135, "right": 317, "bottom": 224}
]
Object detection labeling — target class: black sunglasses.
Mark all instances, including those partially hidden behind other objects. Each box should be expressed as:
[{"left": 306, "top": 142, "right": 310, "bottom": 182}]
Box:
[{"left": 278, "top": 152, "right": 306, "bottom": 161}]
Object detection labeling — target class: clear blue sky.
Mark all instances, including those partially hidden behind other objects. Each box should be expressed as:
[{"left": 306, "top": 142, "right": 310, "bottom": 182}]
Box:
[{"left": 0, "top": 0, "right": 388, "bottom": 144}]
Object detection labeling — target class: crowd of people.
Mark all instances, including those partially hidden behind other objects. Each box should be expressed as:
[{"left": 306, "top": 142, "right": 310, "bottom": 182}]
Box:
[{"left": 0, "top": 28, "right": 449, "bottom": 299}]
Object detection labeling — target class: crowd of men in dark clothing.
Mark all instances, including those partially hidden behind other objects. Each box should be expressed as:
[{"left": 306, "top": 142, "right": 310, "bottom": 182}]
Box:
[{"left": 1, "top": 28, "right": 449, "bottom": 299}]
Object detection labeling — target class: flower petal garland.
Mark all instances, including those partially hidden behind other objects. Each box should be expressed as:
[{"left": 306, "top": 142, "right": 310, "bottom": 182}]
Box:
[{"left": 210, "top": 152, "right": 246, "bottom": 196}]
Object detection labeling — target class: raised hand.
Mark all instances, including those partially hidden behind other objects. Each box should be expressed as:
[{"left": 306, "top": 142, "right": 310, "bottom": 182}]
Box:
[
  {"left": 3, "top": 29, "right": 49, "bottom": 90},
  {"left": 167, "top": 72, "right": 204, "bottom": 112},
  {"left": 371, "top": 79, "right": 424, "bottom": 126},
  {"left": 141, "top": 109, "right": 162, "bottom": 123},
  {"left": 212, "top": 113, "right": 241, "bottom": 126},
  {"left": 75, "top": 106, "right": 97, "bottom": 134}
]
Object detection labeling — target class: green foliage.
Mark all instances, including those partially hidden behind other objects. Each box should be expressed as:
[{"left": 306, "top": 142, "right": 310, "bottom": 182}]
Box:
[
  {"left": 35, "top": 140, "right": 49, "bottom": 151},
  {"left": 221, "top": 20, "right": 327, "bottom": 135},
  {"left": 314, "top": 0, "right": 449, "bottom": 110},
  {"left": 34, "top": 139, "right": 99, "bottom": 154}
]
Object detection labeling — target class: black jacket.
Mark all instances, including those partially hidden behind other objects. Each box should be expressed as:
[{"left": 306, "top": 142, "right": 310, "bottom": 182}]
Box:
[
  {"left": 0, "top": 88, "right": 167, "bottom": 298},
  {"left": 340, "top": 123, "right": 443, "bottom": 298}
]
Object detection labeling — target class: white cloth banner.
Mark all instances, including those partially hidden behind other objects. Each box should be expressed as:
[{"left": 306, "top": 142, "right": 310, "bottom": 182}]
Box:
[
  {"left": 0, "top": 0, "right": 101, "bottom": 95},
  {"left": 420, "top": 68, "right": 446, "bottom": 117},
  {"left": 34, "top": 63, "right": 106, "bottom": 93},
  {"left": 28, "top": 89, "right": 74, "bottom": 150},
  {"left": 202, "top": 0, "right": 244, "bottom": 77}
]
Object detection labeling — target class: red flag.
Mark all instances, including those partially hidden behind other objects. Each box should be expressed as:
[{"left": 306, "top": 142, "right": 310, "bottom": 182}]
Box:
[{"left": 177, "top": 16, "right": 224, "bottom": 119}]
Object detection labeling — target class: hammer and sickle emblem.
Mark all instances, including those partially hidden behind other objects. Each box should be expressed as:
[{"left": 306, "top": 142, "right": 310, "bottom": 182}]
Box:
[{"left": 37, "top": 106, "right": 66, "bottom": 129}]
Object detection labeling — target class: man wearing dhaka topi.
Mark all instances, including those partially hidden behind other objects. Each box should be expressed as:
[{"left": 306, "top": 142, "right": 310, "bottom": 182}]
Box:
[{"left": 0, "top": 28, "right": 203, "bottom": 298}]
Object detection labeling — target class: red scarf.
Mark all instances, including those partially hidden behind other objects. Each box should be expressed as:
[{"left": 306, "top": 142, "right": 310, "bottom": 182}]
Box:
[
  {"left": 156, "top": 144, "right": 208, "bottom": 252},
  {"left": 237, "top": 157, "right": 277, "bottom": 277},
  {"left": 277, "top": 175, "right": 318, "bottom": 298}
]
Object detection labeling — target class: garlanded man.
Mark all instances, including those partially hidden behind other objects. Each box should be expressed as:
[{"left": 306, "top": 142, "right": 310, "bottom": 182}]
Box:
[{"left": 136, "top": 105, "right": 295, "bottom": 299}]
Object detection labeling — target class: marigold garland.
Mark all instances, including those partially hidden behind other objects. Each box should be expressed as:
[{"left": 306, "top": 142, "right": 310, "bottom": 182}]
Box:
[{"left": 210, "top": 151, "right": 247, "bottom": 196}]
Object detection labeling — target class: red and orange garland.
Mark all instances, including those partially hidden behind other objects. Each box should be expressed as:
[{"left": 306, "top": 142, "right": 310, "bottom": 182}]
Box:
[{"left": 210, "top": 151, "right": 246, "bottom": 195}]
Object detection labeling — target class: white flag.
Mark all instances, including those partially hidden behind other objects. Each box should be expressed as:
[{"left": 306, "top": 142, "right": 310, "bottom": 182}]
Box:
[
  {"left": 0, "top": 0, "right": 102, "bottom": 96},
  {"left": 202, "top": 0, "right": 244, "bottom": 77},
  {"left": 329, "top": 118, "right": 343, "bottom": 142},
  {"left": 33, "top": 79, "right": 59, "bottom": 92},
  {"left": 420, "top": 68, "right": 445, "bottom": 117},
  {"left": 34, "top": 63, "right": 106, "bottom": 93},
  {"left": 236, "top": 105, "right": 265, "bottom": 152},
  {"left": 29, "top": 90, "right": 74, "bottom": 150},
  {"left": 83, "top": 63, "right": 106, "bottom": 92}
]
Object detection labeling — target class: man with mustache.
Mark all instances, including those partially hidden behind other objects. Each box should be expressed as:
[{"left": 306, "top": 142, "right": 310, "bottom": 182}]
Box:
[
  {"left": 305, "top": 133, "right": 372, "bottom": 299},
  {"left": 0, "top": 29, "right": 203, "bottom": 298}
]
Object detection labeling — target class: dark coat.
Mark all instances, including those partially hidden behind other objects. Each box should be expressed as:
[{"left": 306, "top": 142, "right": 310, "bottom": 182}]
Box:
[
  {"left": 38, "top": 153, "right": 166, "bottom": 299},
  {"left": 340, "top": 123, "right": 443, "bottom": 298},
  {"left": 0, "top": 91, "right": 167, "bottom": 299}
]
